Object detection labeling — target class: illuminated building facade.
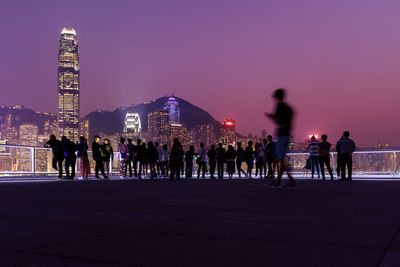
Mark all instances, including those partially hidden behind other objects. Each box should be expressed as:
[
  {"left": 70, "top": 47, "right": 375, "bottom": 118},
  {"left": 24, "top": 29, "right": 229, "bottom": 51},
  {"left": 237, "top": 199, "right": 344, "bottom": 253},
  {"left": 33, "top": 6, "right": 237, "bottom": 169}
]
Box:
[
  {"left": 164, "top": 97, "right": 180, "bottom": 124},
  {"left": 169, "top": 123, "right": 187, "bottom": 148},
  {"left": 58, "top": 27, "right": 80, "bottom": 142},
  {"left": 147, "top": 110, "right": 169, "bottom": 143},
  {"left": 221, "top": 119, "right": 236, "bottom": 145},
  {"left": 78, "top": 119, "right": 90, "bottom": 140},
  {"left": 193, "top": 124, "right": 216, "bottom": 149},
  {"left": 124, "top": 113, "right": 141, "bottom": 133},
  {"left": 19, "top": 124, "right": 39, "bottom": 146}
]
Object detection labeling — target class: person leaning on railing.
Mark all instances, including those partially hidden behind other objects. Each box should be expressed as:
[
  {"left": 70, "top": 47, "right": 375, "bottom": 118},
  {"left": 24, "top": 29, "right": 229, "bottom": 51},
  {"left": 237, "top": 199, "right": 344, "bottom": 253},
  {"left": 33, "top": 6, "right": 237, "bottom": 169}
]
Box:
[{"left": 44, "top": 134, "right": 64, "bottom": 179}]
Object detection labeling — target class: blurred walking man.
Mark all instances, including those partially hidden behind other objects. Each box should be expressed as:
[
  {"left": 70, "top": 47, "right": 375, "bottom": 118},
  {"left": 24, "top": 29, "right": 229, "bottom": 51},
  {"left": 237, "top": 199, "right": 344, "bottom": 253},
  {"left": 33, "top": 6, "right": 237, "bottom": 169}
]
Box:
[{"left": 266, "top": 88, "right": 296, "bottom": 189}]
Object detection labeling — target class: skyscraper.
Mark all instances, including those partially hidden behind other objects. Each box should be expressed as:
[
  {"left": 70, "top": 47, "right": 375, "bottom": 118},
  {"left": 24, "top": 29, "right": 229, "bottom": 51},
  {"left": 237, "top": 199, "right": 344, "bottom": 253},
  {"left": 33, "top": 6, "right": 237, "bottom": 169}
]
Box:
[
  {"left": 147, "top": 109, "right": 169, "bottom": 143},
  {"left": 57, "top": 27, "right": 80, "bottom": 142},
  {"left": 163, "top": 97, "right": 180, "bottom": 124}
]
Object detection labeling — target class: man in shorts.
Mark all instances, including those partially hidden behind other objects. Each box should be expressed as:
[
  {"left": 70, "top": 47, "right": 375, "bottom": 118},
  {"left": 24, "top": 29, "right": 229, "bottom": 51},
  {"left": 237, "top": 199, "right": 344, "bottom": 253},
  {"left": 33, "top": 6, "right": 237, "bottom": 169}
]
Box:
[{"left": 266, "top": 88, "right": 296, "bottom": 188}]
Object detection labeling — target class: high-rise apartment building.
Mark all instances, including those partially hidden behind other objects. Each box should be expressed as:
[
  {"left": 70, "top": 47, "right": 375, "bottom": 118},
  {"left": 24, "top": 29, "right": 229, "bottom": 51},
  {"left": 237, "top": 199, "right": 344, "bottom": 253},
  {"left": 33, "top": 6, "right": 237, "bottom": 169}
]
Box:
[
  {"left": 169, "top": 123, "right": 187, "bottom": 148},
  {"left": 19, "top": 124, "right": 39, "bottom": 146},
  {"left": 147, "top": 109, "right": 169, "bottom": 144},
  {"left": 221, "top": 119, "right": 236, "bottom": 145},
  {"left": 58, "top": 27, "right": 80, "bottom": 142},
  {"left": 78, "top": 119, "right": 90, "bottom": 140}
]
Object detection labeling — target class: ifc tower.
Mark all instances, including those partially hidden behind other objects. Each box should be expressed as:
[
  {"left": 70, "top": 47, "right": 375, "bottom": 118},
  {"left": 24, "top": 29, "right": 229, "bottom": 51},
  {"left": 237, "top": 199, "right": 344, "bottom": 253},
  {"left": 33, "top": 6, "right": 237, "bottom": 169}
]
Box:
[{"left": 57, "top": 27, "right": 80, "bottom": 142}]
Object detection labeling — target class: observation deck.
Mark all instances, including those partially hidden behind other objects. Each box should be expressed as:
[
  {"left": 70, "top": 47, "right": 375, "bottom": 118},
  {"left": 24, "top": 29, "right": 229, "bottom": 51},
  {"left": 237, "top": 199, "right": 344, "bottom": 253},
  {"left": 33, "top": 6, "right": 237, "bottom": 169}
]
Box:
[{"left": 0, "top": 144, "right": 399, "bottom": 266}]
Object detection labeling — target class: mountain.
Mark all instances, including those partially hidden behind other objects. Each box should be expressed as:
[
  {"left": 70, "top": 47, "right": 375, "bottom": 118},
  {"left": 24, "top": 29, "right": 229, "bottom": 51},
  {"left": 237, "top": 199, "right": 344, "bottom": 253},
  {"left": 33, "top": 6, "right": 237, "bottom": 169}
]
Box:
[{"left": 83, "top": 96, "right": 223, "bottom": 136}]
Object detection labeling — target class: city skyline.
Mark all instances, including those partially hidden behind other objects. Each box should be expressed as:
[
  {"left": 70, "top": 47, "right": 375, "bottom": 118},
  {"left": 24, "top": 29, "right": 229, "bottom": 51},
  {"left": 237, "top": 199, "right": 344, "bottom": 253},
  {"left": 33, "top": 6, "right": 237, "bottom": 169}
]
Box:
[{"left": 1, "top": 0, "right": 400, "bottom": 146}]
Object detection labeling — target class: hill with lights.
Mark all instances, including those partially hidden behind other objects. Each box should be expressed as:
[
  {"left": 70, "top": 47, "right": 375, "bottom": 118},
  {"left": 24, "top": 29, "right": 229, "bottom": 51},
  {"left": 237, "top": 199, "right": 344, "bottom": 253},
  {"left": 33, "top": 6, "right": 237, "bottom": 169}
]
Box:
[{"left": 83, "top": 96, "right": 224, "bottom": 137}]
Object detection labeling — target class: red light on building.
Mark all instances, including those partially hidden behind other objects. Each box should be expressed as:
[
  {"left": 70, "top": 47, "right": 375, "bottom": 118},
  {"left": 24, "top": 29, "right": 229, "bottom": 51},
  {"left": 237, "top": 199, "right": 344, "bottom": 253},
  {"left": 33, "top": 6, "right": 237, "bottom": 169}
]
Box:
[{"left": 223, "top": 119, "right": 235, "bottom": 127}]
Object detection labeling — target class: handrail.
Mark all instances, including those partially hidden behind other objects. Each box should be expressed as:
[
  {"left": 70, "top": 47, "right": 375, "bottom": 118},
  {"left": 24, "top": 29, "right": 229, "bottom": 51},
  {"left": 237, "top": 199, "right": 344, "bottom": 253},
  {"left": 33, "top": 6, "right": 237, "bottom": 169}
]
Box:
[{"left": 0, "top": 144, "right": 399, "bottom": 177}]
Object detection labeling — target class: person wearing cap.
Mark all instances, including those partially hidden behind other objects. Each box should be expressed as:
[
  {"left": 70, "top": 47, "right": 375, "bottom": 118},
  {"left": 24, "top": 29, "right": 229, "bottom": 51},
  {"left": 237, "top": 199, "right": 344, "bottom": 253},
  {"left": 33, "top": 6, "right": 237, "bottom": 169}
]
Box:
[{"left": 92, "top": 135, "right": 105, "bottom": 178}]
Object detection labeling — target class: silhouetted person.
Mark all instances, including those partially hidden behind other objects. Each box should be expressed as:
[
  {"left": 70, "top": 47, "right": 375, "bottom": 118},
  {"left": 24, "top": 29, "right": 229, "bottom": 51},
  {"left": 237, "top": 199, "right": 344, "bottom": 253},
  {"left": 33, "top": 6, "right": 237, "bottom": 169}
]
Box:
[
  {"left": 236, "top": 142, "right": 246, "bottom": 178},
  {"left": 147, "top": 141, "right": 158, "bottom": 178},
  {"left": 307, "top": 135, "right": 320, "bottom": 178},
  {"left": 261, "top": 138, "right": 268, "bottom": 178},
  {"left": 336, "top": 131, "right": 356, "bottom": 181},
  {"left": 197, "top": 143, "right": 207, "bottom": 178},
  {"left": 266, "top": 88, "right": 296, "bottom": 188},
  {"left": 226, "top": 145, "right": 237, "bottom": 179},
  {"left": 92, "top": 135, "right": 105, "bottom": 178},
  {"left": 170, "top": 138, "right": 184, "bottom": 180},
  {"left": 216, "top": 143, "right": 226, "bottom": 179},
  {"left": 141, "top": 143, "right": 149, "bottom": 177},
  {"left": 127, "top": 139, "right": 135, "bottom": 178},
  {"left": 265, "top": 135, "right": 275, "bottom": 178},
  {"left": 208, "top": 144, "right": 217, "bottom": 179},
  {"left": 118, "top": 137, "right": 128, "bottom": 179},
  {"left": 244, "top": 141, "right": 254, "bottom": 178},
  {"left": 44, "top": 134, "right": 64, "bottom": 179},
  {"left": 62, "top": 136, "right": 76, "bottom": 179},
  {"left": 77, "top": 136, "right": 90, "bottom": 179},
  {"left": 255, "top": 142, "right": 264, "bottom": 179},
  {"left": 185, "top": 146, "right": 195, "bottom": 178},
  {"left": 161, "top": 144, "right": 169, "bottom": 177},
  {"left": 134, "top": 139, "right": 142, "bottom": 178},
  {"left": 318, "top": 134, "right": 334, "bottom": 180},
  {"left": 102, "top": 139, "right": 113, "bottom": 178},
  {"left": 155, "top": 142, "right": 163, "bottom": 177},
  {"left": 336, "top": 136, "right": 344, "bottom": 178}
]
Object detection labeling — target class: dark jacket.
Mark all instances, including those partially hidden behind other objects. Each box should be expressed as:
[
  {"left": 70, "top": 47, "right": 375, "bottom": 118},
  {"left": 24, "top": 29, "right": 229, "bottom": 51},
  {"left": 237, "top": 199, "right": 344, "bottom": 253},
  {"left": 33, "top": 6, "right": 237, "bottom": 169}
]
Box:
[
  {"left": 92, "top": 142, "right": 102, "bottom": 161},
  {"left": 216, "top": 147, "right": 226, "bottom": 163},
  {"left": 244, "top": 146, "right": 254, "bottom": 162},
  {"left": 147, "top": 146, "right": 158, "bottom": 163},
  {"left": 102, "top": 144, "right": 114, "bottom": 161},
  {"left": 170, "top": 144, "right": 184, "bottom": 165},
  {"left": 64, "top": 140, "right": 77, "bottom": 159},
  {"left": 77, "top": 142, "right": 88, "bottom": 157},
  {"left": 185, "top": 150, "right": 195, "bottom": 163},
  {"left": 46, "top": 139, "right": 64, "bottom": 158},
  {"left": 236, "top": 147, "right": 244, "bottom": 162},
  {"left": 225, "top": 149, "right": 237, "bottom": 161},
  {"left": 207, "top": 149, "right": 216, "bottom": 162}
]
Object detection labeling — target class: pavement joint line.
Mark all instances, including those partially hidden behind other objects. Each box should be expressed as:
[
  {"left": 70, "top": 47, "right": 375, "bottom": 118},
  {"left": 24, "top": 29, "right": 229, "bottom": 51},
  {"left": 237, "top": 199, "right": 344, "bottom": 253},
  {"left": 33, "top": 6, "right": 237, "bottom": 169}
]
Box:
[
  {"left": 377, "top": 225, "right": 400, "bottom": 266},
  {"left": 0, "top": 249, "right": 138, "bottom": 266},
  {"left": 148, "top": 230, "right": 387, "bottom": 251}
]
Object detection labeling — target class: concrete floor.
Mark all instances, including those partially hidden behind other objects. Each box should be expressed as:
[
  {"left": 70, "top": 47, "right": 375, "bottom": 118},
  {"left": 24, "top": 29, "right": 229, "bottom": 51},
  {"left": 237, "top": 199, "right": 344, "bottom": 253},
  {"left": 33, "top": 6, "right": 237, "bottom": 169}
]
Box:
[{"left": 0, "top": 178, "right": 399, "bottom": 266}]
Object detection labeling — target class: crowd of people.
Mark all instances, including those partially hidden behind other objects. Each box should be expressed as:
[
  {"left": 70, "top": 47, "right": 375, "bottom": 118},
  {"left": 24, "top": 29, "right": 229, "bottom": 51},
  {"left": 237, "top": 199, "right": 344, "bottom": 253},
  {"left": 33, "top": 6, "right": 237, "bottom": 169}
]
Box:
[
  {"left": 114, "top": 137, "right": 279, "bottom": 180},
  {"left": 43, "top": 88, "right": 356, "bottom": 188}
]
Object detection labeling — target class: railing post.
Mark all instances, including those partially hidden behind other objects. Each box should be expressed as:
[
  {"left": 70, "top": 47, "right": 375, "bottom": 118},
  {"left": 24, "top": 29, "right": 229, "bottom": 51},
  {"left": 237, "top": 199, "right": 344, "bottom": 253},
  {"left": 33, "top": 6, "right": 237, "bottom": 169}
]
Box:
[
  {"left": 109, "top": 157, "right": 113, "bottom": 176},
  {"left": 331, "top": 152, "right": 336, "bottom": 176},
  {"left": 393, "top": 152, "right": 397, "bottom": 175},
  {"left": 31, "top": 147, "right": 35, "bottom": 177}
]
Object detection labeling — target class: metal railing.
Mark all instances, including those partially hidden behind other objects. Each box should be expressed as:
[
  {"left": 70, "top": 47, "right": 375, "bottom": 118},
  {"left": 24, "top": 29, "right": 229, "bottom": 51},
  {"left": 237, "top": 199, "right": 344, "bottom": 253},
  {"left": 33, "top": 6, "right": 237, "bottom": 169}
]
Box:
[{"left": 0, "top": 144, "right": 399, "bottom": 178}]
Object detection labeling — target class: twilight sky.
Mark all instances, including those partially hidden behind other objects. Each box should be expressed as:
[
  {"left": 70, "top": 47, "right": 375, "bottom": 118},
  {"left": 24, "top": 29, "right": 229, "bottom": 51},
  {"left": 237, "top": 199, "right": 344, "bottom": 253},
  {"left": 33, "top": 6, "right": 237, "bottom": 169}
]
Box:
[{"left": 1, "top": 0, "right": 400, "bottom": 147}]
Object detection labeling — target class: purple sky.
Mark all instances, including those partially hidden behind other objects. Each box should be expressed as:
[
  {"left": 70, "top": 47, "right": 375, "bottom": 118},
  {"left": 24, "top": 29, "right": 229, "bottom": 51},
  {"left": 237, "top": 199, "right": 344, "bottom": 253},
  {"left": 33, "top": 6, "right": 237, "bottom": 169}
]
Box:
[{"left": 1, "top": 0, "right": 400, "bottom": 147}]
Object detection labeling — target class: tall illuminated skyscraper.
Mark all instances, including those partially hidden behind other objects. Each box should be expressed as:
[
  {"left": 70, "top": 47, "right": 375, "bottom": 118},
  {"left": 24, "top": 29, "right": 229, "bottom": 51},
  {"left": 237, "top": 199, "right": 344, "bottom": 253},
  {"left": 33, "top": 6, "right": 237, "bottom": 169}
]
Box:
[
  {"left": 57, "top": 27, "right": 80, "bottom": 142},
  {"left": 163, "top": 97, "right": 180, "bottom": 124}
]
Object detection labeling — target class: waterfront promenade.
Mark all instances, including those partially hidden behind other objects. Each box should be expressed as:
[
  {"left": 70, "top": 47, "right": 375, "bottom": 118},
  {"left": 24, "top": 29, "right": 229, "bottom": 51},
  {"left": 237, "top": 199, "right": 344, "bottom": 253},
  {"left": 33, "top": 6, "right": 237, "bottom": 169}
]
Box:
[{"left": 0, "top": 178, "right": 399, "bottom": 266}]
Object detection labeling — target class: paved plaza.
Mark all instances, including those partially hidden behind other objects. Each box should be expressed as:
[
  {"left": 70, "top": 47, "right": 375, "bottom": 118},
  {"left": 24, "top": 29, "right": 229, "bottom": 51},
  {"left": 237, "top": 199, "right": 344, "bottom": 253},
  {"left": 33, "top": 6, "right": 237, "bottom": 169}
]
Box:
[{"left": 0, "top": 178, "right": 399, "bottom": 266}]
